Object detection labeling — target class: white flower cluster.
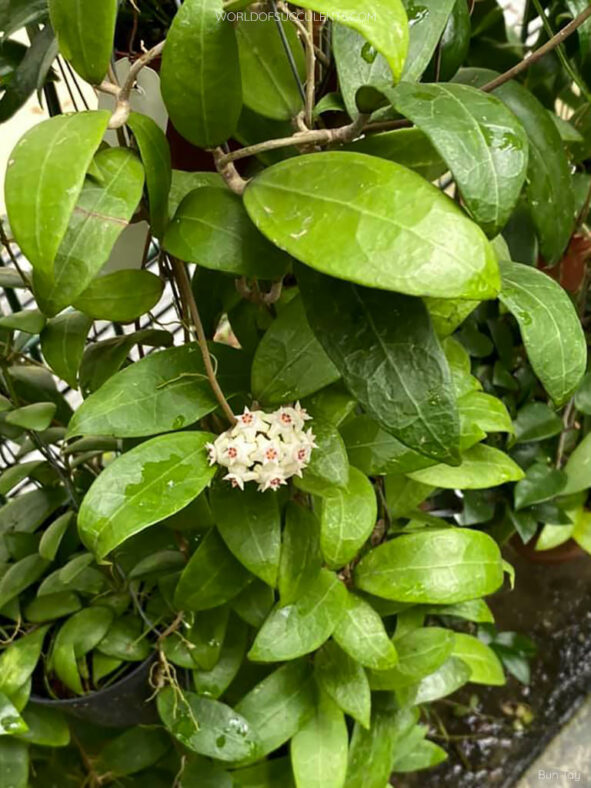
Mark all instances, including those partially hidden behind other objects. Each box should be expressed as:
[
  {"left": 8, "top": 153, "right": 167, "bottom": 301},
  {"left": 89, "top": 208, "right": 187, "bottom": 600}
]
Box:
[{"left": 206, "top": 404, "right": 317, "bottom": 492}]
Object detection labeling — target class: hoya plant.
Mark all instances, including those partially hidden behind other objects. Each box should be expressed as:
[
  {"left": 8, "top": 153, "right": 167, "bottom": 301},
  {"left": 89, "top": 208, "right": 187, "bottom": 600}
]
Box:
[{"left": 0, "top": 0, "right": 591, "bottom": 784}]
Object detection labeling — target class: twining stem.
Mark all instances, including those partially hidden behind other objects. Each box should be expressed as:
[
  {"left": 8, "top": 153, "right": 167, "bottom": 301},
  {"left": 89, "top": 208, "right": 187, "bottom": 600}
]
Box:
[
  {"left": 168, "top": 257, "right": 237, "bottom": 425},
  {"left": 304, "top": 9, "right": 316, "bottom": 128}
]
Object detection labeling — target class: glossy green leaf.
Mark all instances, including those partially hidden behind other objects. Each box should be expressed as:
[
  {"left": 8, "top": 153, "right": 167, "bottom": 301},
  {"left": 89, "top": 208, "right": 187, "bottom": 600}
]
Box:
[
  {"left": 0, "top": 309, "right": 45, "bottom": 334},
  {"left": 97, "top": 615, "right": 150, "bottom": 662},
  {"left": 52, "top": 606, "right": 114, "bottom": 694},
  {"left": 0, "top": 739, "right": 28, "bottom": 788},
  {"left": 392, "top": 739, "right": 447, "bottom": 772},
  {"left": 401, "top": 0, "right": 456, "bottom": 81},
  {"left": 355, "top": 529, "right": 504, "bottom": 603},
  {"left": 235, "top": 660, "right": 315, "bottom": 761},
  {"left": 279, "top": 502, "right": 322, "bottom": 606},
  {"left": 40, "top": 311, "right": 92, "bottom": 388},
  {"left": 96, "top": 727, "right": 170, "bottom": 776},
  {"left": 24, "top": 592, "right": 82, "bottom": 623},
  {"left": 48, "top": 0, "right": 116, "bottom": 83},
  {"left": 249, "top": 569, "right": 346, "bottom": 662},
  {"left": 0, "top": 487, "right": 66, "bottom": 534},
  {"left": 387, "top": 82, "right": 528, "bottom": 236},
  {"left": 5, "top": 111, "right": 109, "bottom": 276},
  {"left": 296, "top": 0, "right": 408, "bottom": 81},
  {"left": 231, "top": 580, "right": 274, "bottom": 629},
  {"left": 426, "top": 296, "right": 479, "bottom": 338},
  {"left": 431, "top": 598, "right": 494, "bottom": 624},
  {"left": 160, "top": 0, "right": 242, "bottom": 147},
  {"left": 127, "top": 112, "right": 171, "bottom": 239},
  {"left": 314, "top": 640, "right": 371, "bottom": 729},
  {"left": 0, "top": 626, "right": 48, "bottom": 702},
  {"left": 295, "top": 419, "right": 350, "bottom": 496},
  {"left": 291, "top": 690, "right": 348, "bottom": 788},
  {"left": 319, "top": 467, "right": 377, "bottom": 569},
  {"left": 575, "top": 372, "right": 591, "bottom": 415},
  {"left": 211, "top": 483, "right": 281, "bottom": 587},
  {"left": 174, "top": 528, "right": 252, "bottom": 612},
  {"left": 408, "top": 444, "right": 524, "bottom": 489},
  {"left": 333, "top": 25, "right": 392, "bottom": 119},
  {"left": 78, "top": 432, "right": 216, "bottom": 558},
  {"left": 34, "top": 147, "right": 145, "bottom": 316},
  {"left": 341, "top": 415, "right": 434, "bottom": 476},
  {"left": 562, "top": 433, "right": 591, "bottom": 496},
  {"left": 452, "top": 632, "right": 505, "bottom": 685},
  {"left": 193, "top": 616, "right": 248, "bottom": 698},
  {"left": 400, "top": 655, "right": 470, "bottom": 705},
  {"left": 347, "top": 127, "right": 447, "bottom": 181},
  {"left": 164, "top": 186, "right": 290, "bottom": 279},
  {"left": 5, "top": 403, "right": 55, "bottom": 431},
  {"left": 236, "top": 18, "right": 305, "bottom": 120},
  {"left": 245, "top": 152, "right": 499, "bottom": 299},
  {"left": 514, "top": 401, "right": 562, "bottom": 443},
  {"left": 514, "top": 463, "right": 567, "bottom": 510},
  {"left": 299, "top": 266, "right": 460, "bottom": 463},
  {"left": 38, "top": 511, "right": 74, "bottom": 561},
  {"left": 73, "top": 270, "right": 163, "bottom": 323},
  {"left": 498, "top": 261, "right": 586, "bottom": 406},
  {"left": 68, "top": 343, "right": 248, "bottom": 438},
  {"left": 15, "top": 705, "right": 69, "bottom": 747},
  {"left": 369, "top": 627, "right": 455, "bottom": 689},
  {"left": 0, "top": 555, "right": 49, "bottom": 610},
  {"left": 333, "top": 592, "right": 398, "bottom": 670},
  {"left": 252, "top": 296, "right": 339, "bottom": 406},
  {"left": 169, "top": 170, "right": 225, "bottom": 218},
  {"left": 0, "top": 26, "right": 57, "bottom": 123},
  {"left": 0, "top": 461, "right": 45, "bottom": 497},
  {"left": 158, "top": 687, "right": 259, "bottom": 762},
  {"left": 458, "top": 391, "right": 513, "bottom": 435},
  {"left": 0, "top": 693, "right": 28, "bottom": 735}
]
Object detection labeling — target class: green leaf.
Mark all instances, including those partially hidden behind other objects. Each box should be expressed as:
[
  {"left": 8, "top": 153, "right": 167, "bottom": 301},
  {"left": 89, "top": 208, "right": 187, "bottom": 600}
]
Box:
[
  {"left": 0, "top": 26, "right": 57, "bottom": 123},
  {"left": 0, "top": 487, "right": 66, "bottom": 534},
  {"left": 0, "top": 309, "right": 46, "bottom": 334},
  {"left": 0, "top": 461, "right": 46, "bottom": 497},
  {"left": 193, "top": 616, "right": 248, "bottom": 698},
  {"left": 68, "top": 343, "right": 248, "bottom": 438},
  {"left": 164, "top": 186, "right": 290, "bottom": 279},
  {"left": 0, "top": 739, "right": 28, "bottom": 788},
  {"left": 295, "top": 419, "right": 350, "bottom": 496},
  {"left": 40, "top": 311, "right": 92, "bottom": 388},
  {"left": 169, "top": 170, "right": 225, "bottom": 218},
  {"left": 319, "top": 467, "right": 377, "bottom": 569},
  {"left": 0, "top": 555, "right": 49, "bottom": 610},
  {"left": 369, "top": 627, "right": 455, "bottom": 689},
  {"left": 127, "top": 112, "right": 172, "bottom": 239},
  {"left": 514, "top": 463, "right": 567, "bottom": 510},
  {"left": 426, "top": 296, "right": 479, "bottom": 338},
  {"left": 73, "top": 270, "right": 163, "bottom": 323},
  {"left": 562, "top": 433, "right": 591, "bottom": 496},
  {"left": 452, "top": 632, "right": 505, "bottom": 685},
  {"left": 5, "top": 403, "right": 55, "bottom": 431},
  {"left": 78, "top": 432, "right": 216, "bottom": 558},
  {"left": 24, "top": 591, "right": 82, "bottom": 623},
  {"left": 244, "top": 152, "right": 500, "bottom": 299},
  {"left": 299, "top": 267, "right": 460, "bottom": 463},
  {"left": 392, "top": 739, "right": 447, "bottom": 772},
  {"left": 347, "top": 127, "right": 447, "bottom": 181},
  {"left": 38, "top": 511, "right": 74, "bottom": 561},
  {"left": 97, "top": 615, "right": 150, "bottom": 662},
  {"left": 399, "top": 655, "right": 470, "bottom": 705},
  {"left": 5, "top": 111, "right": 110, "bottom": 276},
  {"left": 291, "top": 690, "right": 348, "bottom": 788},
  {"left": 341, "top": 415, "right": 434, "bottom": 476},
  {"left": 52, "top": 606, "right": 114, "bottom": 694},
  {"left": 296, "top": 0, "right": 408, "bottom": 81},
  {"left": 174, "top": 528, "right": 252, "bottom": 612},
  {"left": 333, "top": 25, "right": 393, "bottom": 119},
  {"left": 236, "top": 18, "right": 305, "bottom": 120},
  {"left": 210, "top": 483, "right": 281, "bottom": 587},
  {"left": 314, "top": 641, "right": 371, "bottom": 729},
  {"left": 430, "top": 598, "right": 494, "bottom": 624},
  {"left": 34, "top": 147, "right": 146, "bottom": 316},
  {"left": 231, "top": 580, "right": 274, "bottom": 629},
  {"left": 15, "top": 706, "right": 69, "bottom": 747},
  {"left": 514, "top": 401, "right": 562, "bottom": 443},
  {"left": 386, "top": 82, "right": 528, "bottom": 236},
  {"left": 160, "top": 0, "right": 242, "bottom": 147},
  {"left": 48, "top": 0, "right": 116, "bottom": 83},
  {"left": 157, "top": 687, "right": 259, "bottom": 762},
  {"left": 279, "top": 502, "right": 322, "bottom": 606},
  {"left": 0, "top": 692, "right": 28, "bottom": 735},
  {"left": 248, "top": 569, "right": 346, "bottom": 662},
  {"left": 575, "top": 372, "right": 591, "bottom": 415},
  {"left": 252, "top": 296, "right": 339, "bottom": 406},
  {"left": 458, "top": 391, "right": 513, "bottom": 435},
  {"left": 235, "top": 660, "right": 315, "bottom": 762},
  {"left": 333, "top": 592, "right": 398, "bottom": 670},
  {"left": 0, "top": 626, "right": 48, "bottom": 703},
  {"left": 401, "top": 0, "right": 456, "bottom": 81},
  {"left": 456, "top": 68, "right": 575, "bottom": 264},
  {"left": 498, "top": 261, "right": 586, "bottom": 406},
  {"left": 96, "top": 727, "right": 170, "bottom": 776},
  {"left": 408, "top": 444, "right": 524, "bottom": 489},
  {"left": 355, "top": 528, "right": 504, "bottom": 604}
]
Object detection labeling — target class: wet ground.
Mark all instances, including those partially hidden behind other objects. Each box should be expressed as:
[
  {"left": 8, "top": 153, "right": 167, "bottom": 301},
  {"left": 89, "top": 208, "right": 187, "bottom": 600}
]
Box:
[{"left": 396, "top": 544, "right": 591, "bottom": 787}]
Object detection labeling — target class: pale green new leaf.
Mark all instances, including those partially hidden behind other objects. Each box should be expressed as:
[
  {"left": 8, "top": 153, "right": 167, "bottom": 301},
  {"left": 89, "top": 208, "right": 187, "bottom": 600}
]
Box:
[
  {"left": 291, "top": 691, "right": 348, "bottom": 788},
  {"left": 408, "top": 444, "right": 524, "bottom": 489},
  {"left": 452, "top": 633, "right": 506, "bottom": 685},
  {"left": 333, "top": 591, "right": 398, "bottom": 670}
]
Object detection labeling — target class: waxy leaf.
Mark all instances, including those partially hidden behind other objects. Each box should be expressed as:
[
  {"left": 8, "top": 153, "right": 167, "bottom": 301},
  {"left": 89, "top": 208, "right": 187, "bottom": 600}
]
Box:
[
  {"left": 235, "top": 660, "right": 315, "bottom": 761},
  {"left": 0, "top": 555, "right": 49, "bottom": 610},
  {"left": 127, "top": 112, "right": 172, "bottom": 239},
  {"left": 52, "top": 606, "right": 114, "bottom": 694},
  {"left": 0, "top": 739, "right": 28, "bottom": 788},
  {"left": 78, "top": 432, "right": 216, "bottom": 558},
  {"left": 249, "top": 570, "right": 346, "bottom": 662},
  {"left": 341, "top": 415, "right": 434, "bottom": 476},
  {"left": 333, "top": 25, "right": 393, "bottom": 119},
  {"left": 320, "top": 467, "right": 377, "bottom": 569},
  {"left": 0, "top": 309, "right": 45, "bottom": 334},
  {"left": 5, "top": 403, "right": 56, "bottom": 431},
  {"left": 174, "top": 528, "right": 252, "bottom": 612},
  {"left": 193, "top": 616, "right": 249, "bottom": 698},
  {"left": 399, "top": 655, "right": 470, "bottom": 705},
  {"left": 0, "top": 626, "right": 48, "bottom": 702},
  {"left": 160, "top": 0, "right": 242, "bottom": 147},
  {"left": 401, "top": 0, "right": 456, "bottom": 81},
  {"left": 252, "top": 296, "right": 340, "bottom": 406},
  {"left": 452, "top": 633, "right": 505, "bottom": 685},
  {"left": 458, "top": 391, "right": 513, "bottom": 435},
  {"left": 164, "top": 186, "right": 290, "bottom": 279},
  {"left": 41, "top": 312, "right": 92, "bottom": 388},
  {"left": 236, "top": 18, "right": 305, "bottom": 120},
  {"left": 211, "top": 483, "right": 281, "bottom": 587},
  {"left": 562, "top": 433, "right": 591, "bottom": 496},
  {"left": 348, "top": 128, "right": 447, "bottom": 182},
  {"left": 299, "top": 267, "right": 460, "bottom": 463},
  {"left": 369, "top": 627, "right": 455, "bottom": 689},
  {"left": 291, "top": 691, "right": 348, "bottom": 788},
  {"left": 157, "top": 687, "right": 259, "bottom": 762},
  {"left": 333, "top": 592, "right": 398, "bottom": 670},
  {"left": 387, "top": 82, "right": 528, "bottom": 236},
  {"left": 498, "top": 261, "right": 586, "bottom": 406},
  {"left": 392, "top": 739, "right": 447, "bottom": 773},
  {"left": 16, "top": 705, "right": 70, "bottom": 747},
  {"left": 38, "top": 512, "right": 75, "bottom": 561},
  {"left": 5, "top": 111, "right": 110, "bottom": 276},
  {"left": 314, "top": 641, "right": 371, "bottom": 729},
  {"left": 245, "top": 152, "right": 499, "bottom": 299},
  {"left": 355, "top": 529, "right": 504, "bottom": 604},
  {"left": 231, "top": 580, "right": 274, "bottom": 629},
  {"left": 295, "top": 418, "right": 350, "bottom": 496},
  {"left": 95, "top": 727, "right": 170, "bottom": 776},
  {"left": 73, "top": 270, "right": 164, "bottom": 323},
  {"left": 48, "top": 0, "right": 116, "bottom": 83},
  {"left": 0, "top": 693, "right": 27, "bottom": 735},
  {"left": 514, "top": 463, "right": 567, "bottom": 510},
  {"left": 279, "top": 502, "right": 323, "bottom": 606},
  {"left": 34, "top": 147, "right": 146, "bottom": 316},
  {"left": 68, "top": 343, "right": 248, "bottom": 438},
  {"left": 408, "top": 444, "right": 524, "bottom": 489}
]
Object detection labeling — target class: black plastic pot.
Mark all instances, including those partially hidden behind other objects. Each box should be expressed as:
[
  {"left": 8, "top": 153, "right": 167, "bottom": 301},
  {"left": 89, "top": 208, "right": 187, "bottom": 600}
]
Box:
[{"left": 29, "top": 656, "right": 160, "bottom": 728}]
